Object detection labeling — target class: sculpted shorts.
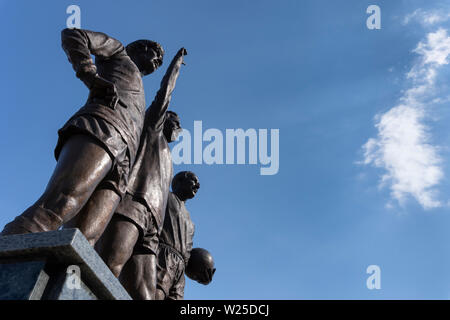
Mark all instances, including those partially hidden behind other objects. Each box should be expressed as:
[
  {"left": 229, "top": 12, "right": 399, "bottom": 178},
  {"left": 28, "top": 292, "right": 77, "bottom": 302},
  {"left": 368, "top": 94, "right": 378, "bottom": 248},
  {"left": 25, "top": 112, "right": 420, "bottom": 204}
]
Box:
[
  {"left": 55, "top": 114, "right": 130, "bottom": 198},
  {"left": 114, "top": 193, "right": 159, "bottom": 255},
  {"left": 156, "top": 243, "right": 186, "bottom": 300}
]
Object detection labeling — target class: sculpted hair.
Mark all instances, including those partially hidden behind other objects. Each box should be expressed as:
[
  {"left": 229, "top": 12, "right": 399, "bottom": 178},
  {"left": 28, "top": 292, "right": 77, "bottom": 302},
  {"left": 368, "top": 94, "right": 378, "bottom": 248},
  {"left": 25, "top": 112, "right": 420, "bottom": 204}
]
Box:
[{"left": 125, "top": 39, "right": 164, "bottom": 58}]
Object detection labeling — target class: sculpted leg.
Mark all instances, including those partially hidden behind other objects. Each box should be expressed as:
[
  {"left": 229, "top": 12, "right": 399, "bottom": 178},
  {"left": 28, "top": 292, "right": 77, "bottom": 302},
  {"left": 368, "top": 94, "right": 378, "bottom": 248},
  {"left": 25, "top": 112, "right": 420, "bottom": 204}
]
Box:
[
  {"left": 120, "top": 254, "right": 157, "bottom": 300},
  {"left": 1, "top": 134, "right": 112, "bottom": 235},
  {"left": 96, "top": 215, "right": 139, "bottom": 277},
  {"left": 64, "top": 188, "right": 121, "bottom": 246},
  {"left": 155, "top": 288, "right": 166, "bottom": 300}
]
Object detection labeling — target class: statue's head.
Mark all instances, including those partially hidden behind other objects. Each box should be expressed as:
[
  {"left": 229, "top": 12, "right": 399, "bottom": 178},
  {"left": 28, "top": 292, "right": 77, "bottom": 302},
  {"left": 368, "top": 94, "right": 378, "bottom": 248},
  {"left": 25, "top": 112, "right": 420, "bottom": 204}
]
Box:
[
  {"left": 172, "top": 171, "right": 200, "bottom": 201},
  {"left": 126, "top": 39, "right": 164, "bottom": 76},
  {"left": 163, "top": 110, "right": 182, "bottom": 143},
  {"left": 185, "top": 248, "right": 216, "bottom": 285}
]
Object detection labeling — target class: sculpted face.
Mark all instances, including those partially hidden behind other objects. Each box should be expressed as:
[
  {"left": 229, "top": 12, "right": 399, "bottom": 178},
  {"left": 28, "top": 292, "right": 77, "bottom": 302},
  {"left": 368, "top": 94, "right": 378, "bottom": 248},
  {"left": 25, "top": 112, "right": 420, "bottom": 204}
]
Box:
[
  {"left": 185, "top": 173, "right": 200, "bottom": 199},
  {"left": 174, "top": 172, "right": 200, "bottom": 201},
  {"left": 163, "top": 112, "right": 182, "bottom": 142},
  {"left": 138, "top": 47, "right": 163, "bottom": 76},
  {"left": 127, "top": 40, "right": 164, "bottom": 76}
]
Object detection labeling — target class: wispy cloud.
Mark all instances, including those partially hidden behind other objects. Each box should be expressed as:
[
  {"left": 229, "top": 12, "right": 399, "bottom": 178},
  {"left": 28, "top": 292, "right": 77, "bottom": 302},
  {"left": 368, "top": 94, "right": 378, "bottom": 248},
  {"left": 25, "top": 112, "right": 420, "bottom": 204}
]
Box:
[
  {"left": 362, "top": 28, "right": 450, "bottom": 209},
  {"left": 403, "top": 9, "right": 450, "bottom": 27}
]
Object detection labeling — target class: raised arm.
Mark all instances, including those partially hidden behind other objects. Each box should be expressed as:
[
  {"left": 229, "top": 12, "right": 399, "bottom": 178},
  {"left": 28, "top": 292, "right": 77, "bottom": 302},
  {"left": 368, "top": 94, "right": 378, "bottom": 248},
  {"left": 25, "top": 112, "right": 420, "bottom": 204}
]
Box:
[
  {"left": 145, "top": 48, "right": 187, "bottom": 130},
  {"left": 61, "top": 28, "right": 124, "bottom": 88}
]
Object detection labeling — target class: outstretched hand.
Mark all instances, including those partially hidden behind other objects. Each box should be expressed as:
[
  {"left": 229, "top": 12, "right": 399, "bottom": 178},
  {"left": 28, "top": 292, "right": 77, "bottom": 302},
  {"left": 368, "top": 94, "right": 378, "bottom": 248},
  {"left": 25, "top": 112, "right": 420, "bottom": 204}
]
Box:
[
  {"left": 178, "top": 48, "right": 188, "bottom": 56},
  {"left": 177, "top": 48, "right": 188, "bottom": 65}
]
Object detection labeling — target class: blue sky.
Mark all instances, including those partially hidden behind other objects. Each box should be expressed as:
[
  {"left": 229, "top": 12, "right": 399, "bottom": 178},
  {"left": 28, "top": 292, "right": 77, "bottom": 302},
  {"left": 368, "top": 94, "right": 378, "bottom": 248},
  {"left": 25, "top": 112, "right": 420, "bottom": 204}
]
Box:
[{"left": 1, "top": 0, "right": 450, "bottom": 299}]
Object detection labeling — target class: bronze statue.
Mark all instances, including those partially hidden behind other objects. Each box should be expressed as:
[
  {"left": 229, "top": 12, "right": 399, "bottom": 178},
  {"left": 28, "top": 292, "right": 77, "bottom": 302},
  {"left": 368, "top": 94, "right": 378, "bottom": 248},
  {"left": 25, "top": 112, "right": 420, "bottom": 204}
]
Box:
[
  {"left": 0, "top": 27, "right": 214, "bottom": 300},
  {"left": 118, "top": 171, "right": 202, "bottom": 300},
  {"left": 94, "top": 49, "right": 187, "bottom": 299},
  {"left": 1, "top": 29, "right": 164, "bottom": 242},
  {"left": 154, "top": 173, "right": 215, "bottom": 299}
]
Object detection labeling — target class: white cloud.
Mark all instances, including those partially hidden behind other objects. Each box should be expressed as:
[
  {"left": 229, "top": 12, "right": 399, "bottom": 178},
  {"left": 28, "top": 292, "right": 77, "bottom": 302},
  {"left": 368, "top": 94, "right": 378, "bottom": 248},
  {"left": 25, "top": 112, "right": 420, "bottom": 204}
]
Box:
[
  {"left": 362, "top": 28, "right": 450, "bottom": 209},
  {"left": 413, "top": 29, "right": 450, "bottom": 65},
  {"left": 403, "top": 9, "right": 450, "bottom": 27}
]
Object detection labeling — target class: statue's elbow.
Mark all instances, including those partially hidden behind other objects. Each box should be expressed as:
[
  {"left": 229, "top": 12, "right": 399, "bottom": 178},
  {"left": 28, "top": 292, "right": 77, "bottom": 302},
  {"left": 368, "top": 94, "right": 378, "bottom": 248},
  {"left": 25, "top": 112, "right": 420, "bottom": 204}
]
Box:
[
  {"left": 61, "top": 27, "right": 75, "bottom": 37},
  {"left": 61, "top": 27, "right": 82, "bottom": 41}
]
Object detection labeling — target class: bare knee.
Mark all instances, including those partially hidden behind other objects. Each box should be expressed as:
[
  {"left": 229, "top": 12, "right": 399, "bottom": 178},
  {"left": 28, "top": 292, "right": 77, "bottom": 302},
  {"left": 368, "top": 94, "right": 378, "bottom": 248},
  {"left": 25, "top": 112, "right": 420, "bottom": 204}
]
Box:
[
  {"left": 99, "top": 217, "right": 139, "bottom": 277},
  {"left": 76, "top": 189, "right": 121, "bottom": 246},
  {"left": 100, "top": 244, "right": 131, "bottom": 277},
  {"left": 39, "top": 135, "right": 113, "bottom": 220}
]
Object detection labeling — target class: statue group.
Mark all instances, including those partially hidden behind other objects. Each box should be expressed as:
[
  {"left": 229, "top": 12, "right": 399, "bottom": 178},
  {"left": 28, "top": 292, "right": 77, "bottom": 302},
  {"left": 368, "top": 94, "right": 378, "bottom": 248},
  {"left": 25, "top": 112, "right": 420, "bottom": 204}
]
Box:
[{"left": 0, "top": 28, "right": 215, "bottom": 300}]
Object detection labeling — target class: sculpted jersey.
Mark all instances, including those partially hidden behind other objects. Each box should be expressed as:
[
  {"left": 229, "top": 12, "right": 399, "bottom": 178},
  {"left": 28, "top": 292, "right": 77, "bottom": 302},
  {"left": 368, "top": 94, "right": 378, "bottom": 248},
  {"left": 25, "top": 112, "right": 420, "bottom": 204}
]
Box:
[
  {"left": 58, "top": 28, "right": 145, "bottom": 166},
  {"left": 159, "top": 192, "right": 195, "bottom": 265},
  {"left": 124, "top": 113, "right": 173, "bottom": 229},
  {"left": 116, "top": 50, "right": 185, "bottom": 230}
]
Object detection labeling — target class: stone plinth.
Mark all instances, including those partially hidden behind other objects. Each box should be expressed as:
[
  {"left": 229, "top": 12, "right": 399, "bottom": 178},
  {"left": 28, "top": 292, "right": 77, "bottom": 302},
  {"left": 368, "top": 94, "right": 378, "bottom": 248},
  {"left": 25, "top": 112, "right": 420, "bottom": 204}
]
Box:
[{"left": 0, "top": 228, "right": 131, "bottom": 300}]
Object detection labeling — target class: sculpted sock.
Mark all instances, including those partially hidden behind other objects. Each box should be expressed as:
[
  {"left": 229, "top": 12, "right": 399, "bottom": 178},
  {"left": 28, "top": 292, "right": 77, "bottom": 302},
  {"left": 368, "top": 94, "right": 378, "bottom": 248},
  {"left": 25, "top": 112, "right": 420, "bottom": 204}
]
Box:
[{"left": 1, "top": 205, "right": 63, "bottom": 235}]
